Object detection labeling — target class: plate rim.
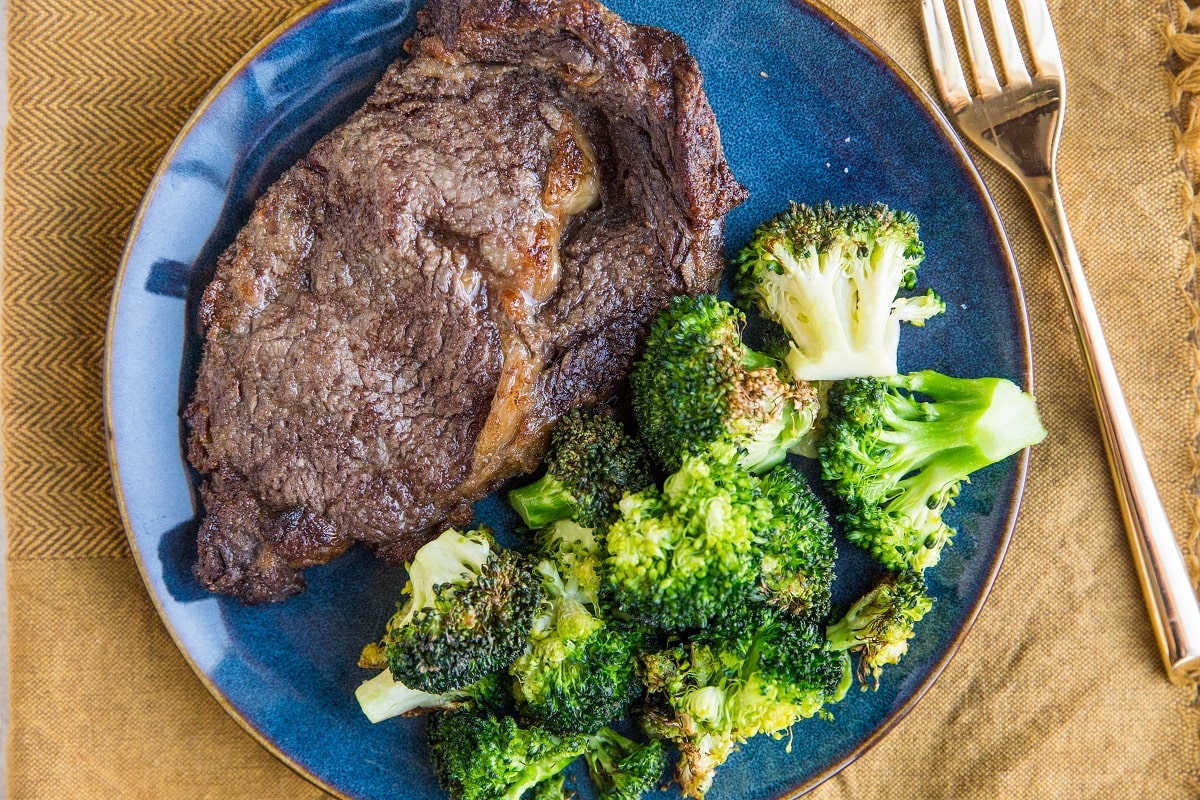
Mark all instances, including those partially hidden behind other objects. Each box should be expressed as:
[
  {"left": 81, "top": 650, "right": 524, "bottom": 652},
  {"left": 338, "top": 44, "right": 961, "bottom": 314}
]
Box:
[
  {"left": 777, "top": 1, "right": 1033, "bottom": 795},
  {"left": 101, "top": 0, "right": 366, "bottom": 796},
  {"left": 102, "top": 0, "right": 1034, "bottom": 798}
]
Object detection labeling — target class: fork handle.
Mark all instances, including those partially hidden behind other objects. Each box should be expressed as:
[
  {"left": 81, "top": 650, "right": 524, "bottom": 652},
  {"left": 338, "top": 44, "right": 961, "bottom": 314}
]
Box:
[{"left": 1025, "top": 176, "right": 1200, "bottom": 684}]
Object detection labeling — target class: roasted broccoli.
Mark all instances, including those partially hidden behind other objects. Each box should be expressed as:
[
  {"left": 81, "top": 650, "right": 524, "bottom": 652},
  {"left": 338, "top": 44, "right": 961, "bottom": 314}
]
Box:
[
  {"left": 354, "top": 668, "right": 507, "bottom": 724},
  {"left": 346, "top": 195, "right": 1048, "bottom": 800},
  {"left": 757, "top": 463, "right": 836, "bottom": 620},
  {"left": 827, "top": 570, "right": 933, "bottom": 690},
  {"left": 510, "top": 615, "right": 643, "bottom": 735},
  {"left": 428, "top": 708, "right": 589, "bottom": 800},
  {"left": 527, "top": 773, "right": 571, "bottom": 800},
  {"left": 631, "top": 294, "right": 819, "bottom": 473},
  {"left": 640, "top": 609, "right": 849, "bottom": 799},
  {"left": 733, "top": 201, "right": 944, "bottom": 380},
  {"left": 361, "top": 527, "right": 543, "bottom": 694},
  {"left": 510, "top": 531, "right": 644, "bottom": 734},
  {"left": 509, "top": 409, "right": 654, "bottom": 530},
  {"left": 819, "top": 371, "right": 1046, "bottom": 571},
  {"left": 604, "top": 447, "right": 773, "bottom": 632},
  {"left": 585, "top": 727, "right": 667, "bottom": 800}
]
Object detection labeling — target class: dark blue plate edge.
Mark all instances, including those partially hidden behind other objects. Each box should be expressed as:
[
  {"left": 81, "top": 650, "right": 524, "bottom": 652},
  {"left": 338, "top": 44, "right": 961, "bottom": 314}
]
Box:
[
  {"left": 101, "top": 2, "right": 362, "bottom": 798},
  {"left": 98, "top": 1, "right": 1036, "bottom": 799}
]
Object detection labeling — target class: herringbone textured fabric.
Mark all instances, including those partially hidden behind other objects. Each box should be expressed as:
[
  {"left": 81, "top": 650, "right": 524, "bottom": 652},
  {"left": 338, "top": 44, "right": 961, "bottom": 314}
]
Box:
[
  {"left": 3, "top": 0, "right": 299, "bottom": 558},
  {"left": 6, "top": 0, "right": 1200, "bottom": 797}
]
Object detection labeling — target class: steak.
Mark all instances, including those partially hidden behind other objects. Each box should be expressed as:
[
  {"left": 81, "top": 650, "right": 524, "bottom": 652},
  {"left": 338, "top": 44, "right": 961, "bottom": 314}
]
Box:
[{"left": 185, "top": 0, "right": 747, "bottom": 603}]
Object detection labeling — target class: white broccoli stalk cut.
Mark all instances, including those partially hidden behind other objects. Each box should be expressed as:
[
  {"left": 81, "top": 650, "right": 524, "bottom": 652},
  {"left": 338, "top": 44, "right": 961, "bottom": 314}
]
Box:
[
  {"left": 355, "top": 667, "right": 503, "bottom": 723},
  {"left": 355, "top": 668, "right": 450, "bottom": 723},
  {"left": 734, "top": 201, "right": 944, "bottom": 381}
]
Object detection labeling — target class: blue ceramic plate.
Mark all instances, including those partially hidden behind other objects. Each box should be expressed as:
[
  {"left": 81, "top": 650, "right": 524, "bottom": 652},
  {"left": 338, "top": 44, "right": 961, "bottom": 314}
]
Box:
[{"left": 105, "top": 1, "right": 1031, "bottom": 798}]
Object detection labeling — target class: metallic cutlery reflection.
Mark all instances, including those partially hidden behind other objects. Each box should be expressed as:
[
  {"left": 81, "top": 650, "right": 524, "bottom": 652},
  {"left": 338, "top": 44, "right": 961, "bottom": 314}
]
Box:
[{"left": 921, "top": 0, "right": 1200, "bottom": 684}]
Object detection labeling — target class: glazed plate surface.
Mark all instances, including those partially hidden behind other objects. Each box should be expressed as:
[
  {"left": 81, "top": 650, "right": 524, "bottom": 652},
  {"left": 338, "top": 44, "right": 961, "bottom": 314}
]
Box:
[{"left": 105, "top": 1, "right": 1032, "bottom": 798}]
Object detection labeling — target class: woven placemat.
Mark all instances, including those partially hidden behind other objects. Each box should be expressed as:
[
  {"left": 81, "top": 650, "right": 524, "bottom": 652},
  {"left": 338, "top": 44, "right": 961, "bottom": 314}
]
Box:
[{"left": 5, "top": 0, "right": 1200, "bottom": 797}]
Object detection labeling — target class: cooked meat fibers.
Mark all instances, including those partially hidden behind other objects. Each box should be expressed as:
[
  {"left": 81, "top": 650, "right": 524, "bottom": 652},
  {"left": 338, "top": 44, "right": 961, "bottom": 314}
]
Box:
[{"left": 186, "top": 0, "right": 747, "bottom": 603}]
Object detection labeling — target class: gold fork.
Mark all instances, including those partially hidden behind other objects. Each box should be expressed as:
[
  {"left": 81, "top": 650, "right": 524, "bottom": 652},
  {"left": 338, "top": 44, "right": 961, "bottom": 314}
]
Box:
[{"left": 921, "top": 0, "right": 1200, "bottom": 684}]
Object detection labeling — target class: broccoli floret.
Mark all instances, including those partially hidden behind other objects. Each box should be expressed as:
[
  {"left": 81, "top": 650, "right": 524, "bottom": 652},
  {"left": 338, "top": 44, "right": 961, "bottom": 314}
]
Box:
[
  {"left": 527, "top": 773, "right": 571, "bottom": 800},
  {"left": 604, "top": 448, "right": 773, "bottom": 632},
  {"left": 510, "top": 618, "right": 642, "bottom": 734},
  {"left": 631, "top": 294, "right": 819, "bottom": 473},
  {"left": 819, "top": 371, "right": 1046, "bottom": 571},
  {"left": 428, "top": 708, "right": 589, "bottom": 800},
  {"left": 531, "top": 519, "right": 602, "bottom": 592},
  {"left": 353, "top": 668, "right": 507, "bottom": 724},
  {"left": 733, "top": 202, "right": 944, "bottom": 380},
  {"left": 509, "top": 410, "right": 654, "bottom": 530},
  {"left": 585, "top": 727, "right": 667, "bottom": 800},
  {"left": 827, "top": 570, "right": 933, "bottom": 690},
  {"left": 510, "top": 552, "right": 644, "bottom": 734},
  {"left": 364, "top": 528, "right": 543, "bottom": 694},
  {"left": 640, "top": 610, "right": 849, "bottom": 799},
  {"left": 757, "top": 464, "right": 836, "bottom": 619}
]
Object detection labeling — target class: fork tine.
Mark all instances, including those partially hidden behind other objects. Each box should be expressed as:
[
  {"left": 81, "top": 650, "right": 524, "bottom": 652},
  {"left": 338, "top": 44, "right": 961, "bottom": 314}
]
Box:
[
  {"left": 985, "top": 0, "right": 1032, "bottom": 87},
  {"left": 955, "top": 0, "right": 1002, "bottom": 98},
  {"left": 921, "top": 0, "right": 972, "bottom": 111},
  {"left": 1016, "top": 0, "right": 1064, "bottom": 78}
]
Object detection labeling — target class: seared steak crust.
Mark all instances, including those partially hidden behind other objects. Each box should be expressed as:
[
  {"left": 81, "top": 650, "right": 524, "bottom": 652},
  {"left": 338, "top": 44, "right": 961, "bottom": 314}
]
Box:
[{"left": 186, "top": 0, "right": 746, "bottom": 603}]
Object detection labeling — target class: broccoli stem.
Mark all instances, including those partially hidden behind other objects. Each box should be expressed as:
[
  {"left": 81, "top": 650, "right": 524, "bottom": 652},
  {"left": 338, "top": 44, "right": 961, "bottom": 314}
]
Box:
[
  {"left": 585, "top": 727, "right": 666, "bottom": 800},
  {"left": 878, "top": 371, "right": 1045, "bottom": 487},
  {"left": 509, "top": 474, "right": 579, "bottom": 529},
  {"left": 832, "top": 651, "right": 854, "bottom": 701},
  {"left": 504, "top": 752, "right": 584, "bottom": 800},
  {"left": 740, "top": 347, "right": 776, "bottom": 371},
  {"left": 904, "top": 370, "right": 1045, "bottom": 462},
  {"left": 528, "top": 773, "right": 569, "bottom": 800},
  {"left": 741, "top": 402, "right": 812, "bottom": 474},
  {"left": 586, "top": 728, "right": 631, "bottom": 776},
  {"left": 354, "top": 668, "right": 448, "bottom": 723}
]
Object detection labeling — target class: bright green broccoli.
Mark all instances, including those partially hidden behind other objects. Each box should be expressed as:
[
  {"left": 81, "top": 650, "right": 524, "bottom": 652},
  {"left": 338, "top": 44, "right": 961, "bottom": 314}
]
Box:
[
  {"left": 827, "top": 570, "right": 933, "bottom": 690},
  {"left": 509, "top": 409, "right": 654, "bottom": 530},
  {"left": 819, "top": 371, "right": 1046, "bottom": 571},
  {"left": 509, "top": 526, "right": 644, "bottom": 734},
  {"left": 428, "top": 708, "right": 589, "bottom": 800},
  {"left": 353, "top": 668, "right": 507, "bottom": 724},
  {"left": 757, "top": 464, "right": 836, "bottom": 619},
  {"left": 361, "top": 528, "right": 543, "bottom": 695},
  {"left": 531, "top": 519, "right": 602, "bottom": 573},
  {"left": 733, "top": 201, "right": 944, "bottom": 380},
  {"left": 604, "top": 447, "right": 773, "bottom": 632},
  {"left": 631, "top": 294, "right": 819, "bottom": 473},
  {"left": 510, "top": 612, "right": 642, "bottom": 735},
  {"left": 585, "top": 727, "right": 667, "bottom": 800},
  {"left": 640, "top": 609, "right": 850, "bottom": 799}
]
